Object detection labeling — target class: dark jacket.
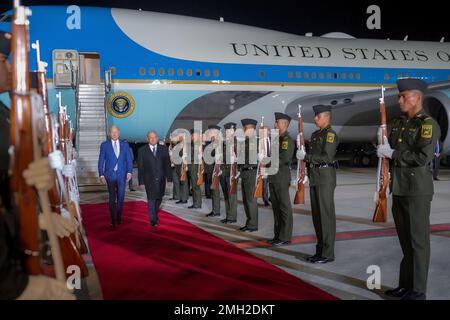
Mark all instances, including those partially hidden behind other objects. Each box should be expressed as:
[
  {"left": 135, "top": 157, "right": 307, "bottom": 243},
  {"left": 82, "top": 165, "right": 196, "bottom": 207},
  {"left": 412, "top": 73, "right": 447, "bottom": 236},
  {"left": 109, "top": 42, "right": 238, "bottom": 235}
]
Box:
[{"left": 138, "top": 143, "right": 171, "bottom": 200}]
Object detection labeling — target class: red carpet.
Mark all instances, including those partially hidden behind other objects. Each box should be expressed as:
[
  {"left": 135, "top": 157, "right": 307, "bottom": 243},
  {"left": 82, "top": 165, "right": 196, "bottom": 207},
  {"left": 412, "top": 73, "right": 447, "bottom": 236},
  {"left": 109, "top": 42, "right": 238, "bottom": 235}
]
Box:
[{"left": 81, "top": 201, "right": 337, "bottom": 300}]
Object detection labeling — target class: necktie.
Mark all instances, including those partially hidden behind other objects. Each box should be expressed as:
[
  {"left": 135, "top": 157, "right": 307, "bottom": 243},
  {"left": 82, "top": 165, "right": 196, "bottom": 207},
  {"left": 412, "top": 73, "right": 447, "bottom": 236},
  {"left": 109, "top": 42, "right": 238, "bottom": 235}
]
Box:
[
  {"left": 152, "top": 145, "right": 156, "bottom": 156},
  {"left": 114, "top": 141, "right": 119, "bottom": 171}
]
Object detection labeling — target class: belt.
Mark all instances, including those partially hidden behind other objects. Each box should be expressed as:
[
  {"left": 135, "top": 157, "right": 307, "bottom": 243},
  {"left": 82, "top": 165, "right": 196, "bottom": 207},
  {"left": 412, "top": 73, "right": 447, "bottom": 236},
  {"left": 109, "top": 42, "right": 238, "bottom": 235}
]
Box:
[
  {"left": 241, "top": 166, "right": 258, "bottom": 171},
  {"left": 308, "top": 163, "right": 337, "bottom": 169}
]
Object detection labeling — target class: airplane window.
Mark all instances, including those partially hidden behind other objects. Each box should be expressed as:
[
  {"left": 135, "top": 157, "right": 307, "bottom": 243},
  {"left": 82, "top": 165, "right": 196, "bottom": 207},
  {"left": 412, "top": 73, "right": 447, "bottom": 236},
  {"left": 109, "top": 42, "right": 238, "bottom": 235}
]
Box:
[
  {"left": 356, "top": 73, "right": 361, "bottom": 80},
  {"left": 149, "top": 68, "right": 156, "bottom": 76},
  {"left": 187, "top": 69, "right": 193, "bottom": 76},
  {"left": 334, "top": 72, "right": 339, "bottom": 79},
  {"left": 303, "top": 72, "right": 309, "bottom": 79},
  {"left": 259, "top": 71, "right": 265, "bottom": 78},
  {"left": 384, "top": 73, "right": 390, "bottom": 80},
  {"left": 196, "top": 69, "right": 201, "bottom": 76},
  {"left": 288, "top": 71, "right": 293, "bottom": 78},
  {"left": 331, "top": 100, "right": 338, "bottom": 105},
  {"left": 168, "top": 68, "right": 174, "bottom": 76},
  {"left": 341, "top": 73, "right": 347, "bottom": 80},
  {"left": 295, "top": 71, "right": 301, "bottom": 78},
  {"left": 213, "top": 69, "right": 219, "bottom": 77},
  {"left": 139, "top": 67, "right": 146, "bottom": 76},
  {"left": 349, "top": 73, "right": 354, "bottom": 80},
  {"left": 110, "top": 67, "right": 116, "bottom": 75},
  {"left": 177, "top": 68, "right": 183, "bottom": 76},
  {"left": 319, "top": 72, "right": 324, "bottom": 79},
  {"left": 311, "top": 72, "right": 317, "bottom": 79},
  {"left": 204, "top": 69, "right": 210, "bottom": 77},
  {"left": 158, "top": 68, "right": 165, "bottom": 76},
  {"left": 327, "top": 72, "right": 332, "bottom": 79}
]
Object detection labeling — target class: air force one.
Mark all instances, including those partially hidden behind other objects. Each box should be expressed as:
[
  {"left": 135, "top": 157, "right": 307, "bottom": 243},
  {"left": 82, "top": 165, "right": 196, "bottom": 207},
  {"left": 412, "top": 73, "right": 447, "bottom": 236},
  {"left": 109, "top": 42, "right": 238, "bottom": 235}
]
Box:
[{"left": 1, "top": 6, "right": 449, "bottom": 157}]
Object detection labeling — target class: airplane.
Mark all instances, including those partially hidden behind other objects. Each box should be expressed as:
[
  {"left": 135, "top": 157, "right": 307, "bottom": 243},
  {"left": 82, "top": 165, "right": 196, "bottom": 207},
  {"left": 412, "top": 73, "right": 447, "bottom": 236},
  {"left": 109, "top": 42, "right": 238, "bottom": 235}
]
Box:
[{"left": 0, "top": 5, "right": 449, "bottom": 165}]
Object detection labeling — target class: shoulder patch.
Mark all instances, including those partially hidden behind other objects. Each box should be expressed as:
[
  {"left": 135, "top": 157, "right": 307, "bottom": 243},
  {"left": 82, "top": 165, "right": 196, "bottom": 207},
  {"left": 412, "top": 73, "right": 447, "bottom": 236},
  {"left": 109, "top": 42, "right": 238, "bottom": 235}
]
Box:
[
  {"left": 326, "top": 132, "right": 335, "bottom": 143},
  {"left": 421, "top": 124, "right": 433, "bottom": 138},
  {"left": 281, "top": 140, "right": 289, "bottom": 150}
]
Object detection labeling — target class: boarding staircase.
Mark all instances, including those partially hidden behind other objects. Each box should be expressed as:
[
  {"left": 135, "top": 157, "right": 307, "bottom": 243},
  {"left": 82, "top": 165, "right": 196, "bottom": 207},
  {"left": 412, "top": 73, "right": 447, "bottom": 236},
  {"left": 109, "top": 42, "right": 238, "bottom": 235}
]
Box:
[{"left": 76, "top": 84, "right": 107, "bottom": 191}]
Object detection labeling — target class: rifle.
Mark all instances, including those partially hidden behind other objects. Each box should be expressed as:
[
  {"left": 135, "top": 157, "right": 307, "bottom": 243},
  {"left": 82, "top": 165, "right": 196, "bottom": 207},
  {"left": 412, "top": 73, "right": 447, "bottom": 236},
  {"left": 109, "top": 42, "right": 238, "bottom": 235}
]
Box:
[
  {"left": 32, "top": 41, "right": 89, "bottom": 277},
  {"left": 197, "top": 132, "right": 204, "bottom": 185},
  {"left": 229, "top": 126, "right": 239, "bottom": 195},
  {"left": 294, "top": 105, "right": 306, "bottom": 204},
  {"left": 180, "top": 136, "right": 188, "bottom": 182},
  {"left": 373, "top": 86, "right": 389, "bottom": 223},
  {"left": 253, "top": 116, "right": 266, "bottom": 198},
  {"left": 10, "top": 1, "right": 65, "bottom": 281}
]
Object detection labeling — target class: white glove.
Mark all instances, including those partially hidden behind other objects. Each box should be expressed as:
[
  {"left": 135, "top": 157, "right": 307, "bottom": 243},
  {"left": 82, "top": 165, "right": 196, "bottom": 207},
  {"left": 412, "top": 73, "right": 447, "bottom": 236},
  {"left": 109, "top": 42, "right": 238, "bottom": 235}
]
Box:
[
  {"left": 296, "top": 148, "right": 306, "bottom": 161},
  {"left": 23, "top": 158, "right": 54, "bottom": 191},
  {"left": 258, "top": 153, "right": 265, "bottom": 162},
  {"left": 17, "top": 275, "right": 75, "bottom": 300},
  {"left": 377, "top": 141, "right": 394, "bottom": 159},
  {"left": 39, "top": 212, "right": 77, "bottom": 238}
]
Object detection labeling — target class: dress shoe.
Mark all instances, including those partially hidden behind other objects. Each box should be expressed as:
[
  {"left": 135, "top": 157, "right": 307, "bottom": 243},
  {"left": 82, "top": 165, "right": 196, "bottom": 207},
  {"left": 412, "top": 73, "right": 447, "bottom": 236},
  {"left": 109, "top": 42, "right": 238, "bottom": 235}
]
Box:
[
  {"left": 241, "top": 227, "right": 258, "bottom": 232},
  {"left": 311, "top": 256, "right": 334, "bottom": 264},
  {"left": 401, "top": 290, "right": 426, "bottom": 300},
  {"left": 117, "top": 220, "right": 122, "bottom": 225},
  {"left": 109, "top": 223, "right": 116, "bottom": 229},
  {"left": 239, "top": 226, "right": 248, "bottom": 231},
  {"left": 206, "top": 212, "right": 220, "bottom": 217},
  {"left": 176, "top": 200, "right": 187, "bottom": 204},
  {"left": 272, "top": 240, "right": 291, "bottom": 246},
  {"left": 188, "top": 205, "right": 200, "bottom": 209},
  {"left": 130, "top": 188, "right": 136, "bottom": 192},
  {"left": 151, "top": 222, "right": 158, "bottom": 227},
  {"left": 267, "top": 238, "right": 279, "bottom": 244},
  {"left": 306, "top": 254, "right": 321, "bottom": 262},
  {"left": 385, "top": 287, "right": 409, "bottom": 298},
  {"left": 221, "top": 218, "right": 237, "bottom": 224},
  {"left": 264, "top": 201, "right": 270, "bottom": 206}
]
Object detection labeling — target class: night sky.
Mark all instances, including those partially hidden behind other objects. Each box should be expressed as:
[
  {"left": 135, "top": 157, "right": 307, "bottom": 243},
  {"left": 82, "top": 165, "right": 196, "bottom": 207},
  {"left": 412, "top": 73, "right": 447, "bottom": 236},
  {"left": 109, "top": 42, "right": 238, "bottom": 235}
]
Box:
[{"left": 1, "top": 0, "right": 448, "bottom": 41}]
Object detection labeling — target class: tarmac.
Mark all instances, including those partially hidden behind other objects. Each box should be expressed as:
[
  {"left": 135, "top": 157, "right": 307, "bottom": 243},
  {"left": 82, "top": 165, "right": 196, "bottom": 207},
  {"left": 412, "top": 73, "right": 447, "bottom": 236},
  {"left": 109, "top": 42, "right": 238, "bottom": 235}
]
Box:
[{"left": 79, "top": 165, "right": 450, "bottom": 300}]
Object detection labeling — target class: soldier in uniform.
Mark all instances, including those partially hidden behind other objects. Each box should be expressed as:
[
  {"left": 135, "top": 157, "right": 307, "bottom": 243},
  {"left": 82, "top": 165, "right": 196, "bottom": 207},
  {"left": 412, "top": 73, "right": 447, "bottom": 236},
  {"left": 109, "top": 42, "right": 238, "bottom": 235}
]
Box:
[
  {"left": 220, "top": 122, "right": 238, "bottom": 224},
  {"left": 205, "top": 125, "right": 222, "bottom": 217},
  {"left": 297, "top": 105, "right": 338, "bottom": 263},
  {"left": 174, "top": 133, "right": 189, "bottom": 204},
  {"left": 188, "top": 129, "right": 202, "bottom": 209},
  {"left": 169, "top": 136, "right": 180, "bottom": 200},
  {"left": 266, "top": 112, "right": 295, "bottom": 246},
  {"left": 238, "top": 119, "right": 259, "bottom": 232},
  {"left": 377, "top": 78, "right": 441, "bottom": 300}
]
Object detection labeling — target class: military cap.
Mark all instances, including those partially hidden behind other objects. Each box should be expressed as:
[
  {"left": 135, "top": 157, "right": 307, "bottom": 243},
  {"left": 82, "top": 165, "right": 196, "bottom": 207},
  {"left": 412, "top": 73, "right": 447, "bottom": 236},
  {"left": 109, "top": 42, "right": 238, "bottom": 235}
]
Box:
[
  {"left": 312, "top": 104, "right": 331, "bottom": 116},
  {"left": 274, "top": 112, "right": 291, "bottom": 122},
  {"left": 241, "top": 118, "right": 257, "bottom": 126},
  {"left": 0, "top": 31, "right": 11, "bottom": 56},
  {"left": 223, "top": 122, "right": 236, "bottom": 130},
  {"left": 397, "top": 78, "right": 428, "bottom": 94},
  {"left": 208, "top": 124, "right": 221, "bottom": 130}
]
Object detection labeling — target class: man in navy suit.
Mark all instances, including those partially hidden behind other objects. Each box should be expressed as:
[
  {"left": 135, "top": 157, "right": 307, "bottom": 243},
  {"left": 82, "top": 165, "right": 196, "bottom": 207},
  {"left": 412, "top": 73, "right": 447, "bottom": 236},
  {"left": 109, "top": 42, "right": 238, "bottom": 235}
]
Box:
[
  {"left": 138, "top": 131, "right": 171, "bottom": 226},
  {"left": 98, "top": 126, "right": 133, "bottom": 228}
]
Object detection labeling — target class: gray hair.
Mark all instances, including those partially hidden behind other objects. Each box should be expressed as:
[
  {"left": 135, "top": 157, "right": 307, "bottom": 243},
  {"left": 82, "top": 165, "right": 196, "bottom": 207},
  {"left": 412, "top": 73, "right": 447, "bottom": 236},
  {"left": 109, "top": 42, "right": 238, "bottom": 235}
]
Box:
[
  {"left": 147, "top": 130, "right": 158, "bottom": 137},
  {"left": 109, "top": 125, "right": 120, "bottom": 133}
]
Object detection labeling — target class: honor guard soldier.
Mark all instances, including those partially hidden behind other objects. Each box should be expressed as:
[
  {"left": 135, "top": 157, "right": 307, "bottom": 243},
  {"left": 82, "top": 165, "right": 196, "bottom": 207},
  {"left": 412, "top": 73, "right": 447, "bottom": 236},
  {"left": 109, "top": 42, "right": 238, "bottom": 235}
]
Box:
[
  {"left": 220, "top": 122, "right": 238, "bottom": 224},
  {"left": 205, "top": 125, "right": 222, "bottom": 217},
  {"left": 377, "top": 78, "right": 441, "bottom": 300},
  {"left": 174, "top": 134, "right": 188, "bottom": 204},
  {"left": 238, "top": 119, "right": 259, "bottom": 232},
  {"left": 297, "top": 104, "right": 338, "bottom": 263},
  {"left": 169, "top": 136, "right": 180, "bottom": 200},
  {"left": 267, "top": 112, "right": 295, "bottom": 246},
  {"left": 188, "top": 129, "right": 202, "bottom": 209}
]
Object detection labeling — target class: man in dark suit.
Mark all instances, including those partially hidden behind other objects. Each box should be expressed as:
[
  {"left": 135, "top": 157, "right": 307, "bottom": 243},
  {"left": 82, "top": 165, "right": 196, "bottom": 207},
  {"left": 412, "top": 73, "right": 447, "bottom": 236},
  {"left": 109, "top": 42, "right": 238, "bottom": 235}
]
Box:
[
  {"left": 98, "top": 126, "right": 133, "bottom": 228},
  {"left": 138, "top": 131, "right": 171, "bottom": 226}
]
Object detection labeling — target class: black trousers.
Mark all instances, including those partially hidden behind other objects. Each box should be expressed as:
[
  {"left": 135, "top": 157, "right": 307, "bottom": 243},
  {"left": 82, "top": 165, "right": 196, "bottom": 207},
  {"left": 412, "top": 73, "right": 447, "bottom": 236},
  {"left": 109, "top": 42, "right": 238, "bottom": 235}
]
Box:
[{"left": 147, "top": 198, "right": 162, "bottom": 224}]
